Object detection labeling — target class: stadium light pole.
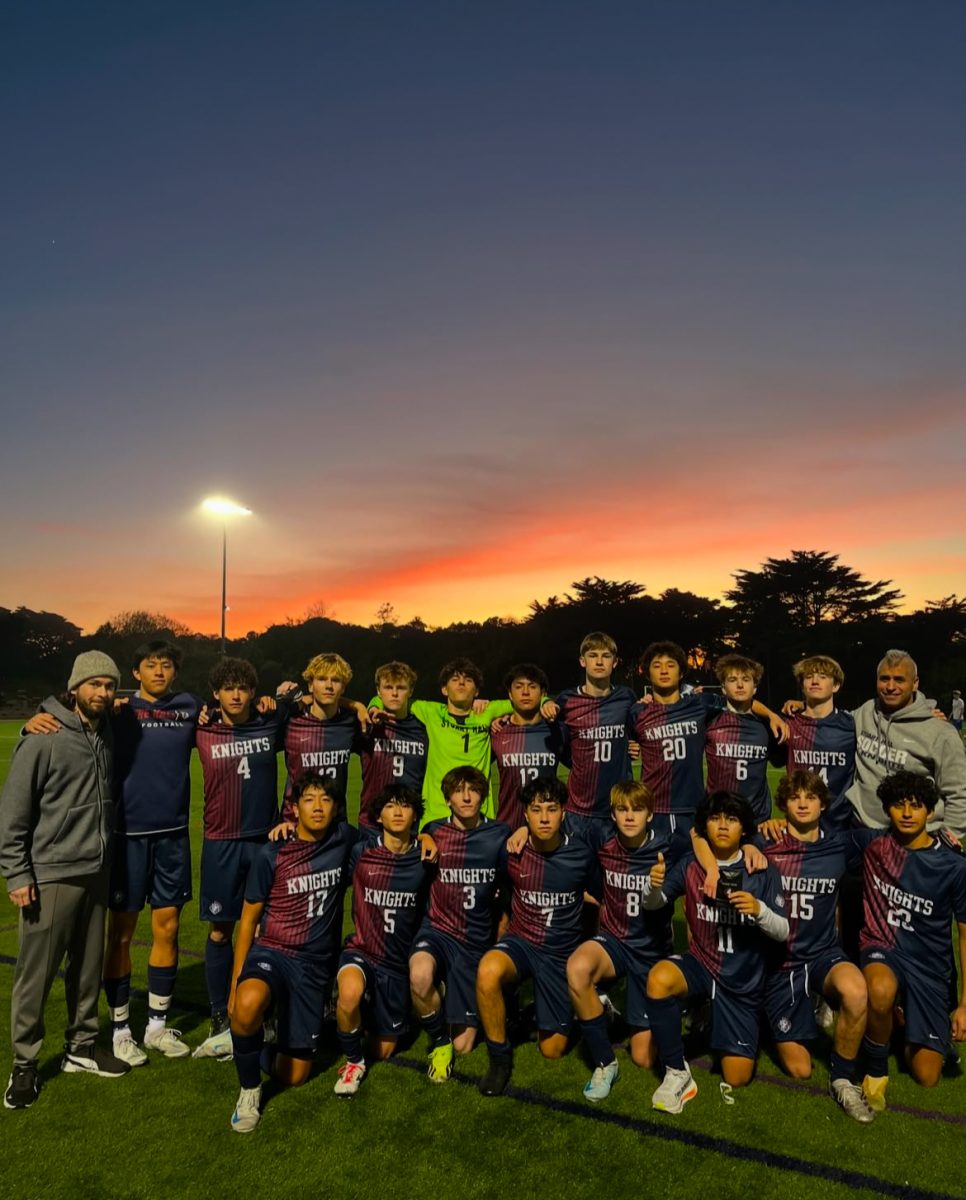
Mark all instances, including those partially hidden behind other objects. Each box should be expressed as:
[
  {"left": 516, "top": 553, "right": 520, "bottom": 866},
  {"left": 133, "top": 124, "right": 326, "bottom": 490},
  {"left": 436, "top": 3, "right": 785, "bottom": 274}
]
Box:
[{"left": 201, "top": 497, "right": 252, "bottom": 654}]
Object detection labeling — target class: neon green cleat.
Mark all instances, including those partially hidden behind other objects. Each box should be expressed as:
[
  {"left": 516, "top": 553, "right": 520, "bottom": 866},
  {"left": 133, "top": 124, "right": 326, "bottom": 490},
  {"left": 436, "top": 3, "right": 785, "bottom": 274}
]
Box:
[{"left": 427, "top": 1042, "right": 454, "bottom": 1084}]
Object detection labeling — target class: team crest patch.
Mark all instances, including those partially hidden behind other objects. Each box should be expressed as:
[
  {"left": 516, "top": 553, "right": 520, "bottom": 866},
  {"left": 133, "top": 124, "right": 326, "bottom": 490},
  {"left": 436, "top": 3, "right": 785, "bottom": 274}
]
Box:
[
  {"left": 777, "top": 1017, "right": 791, "bottom": 1034},
  {"left": 209, "top": 900, "right": 223, "bottom": 915}
]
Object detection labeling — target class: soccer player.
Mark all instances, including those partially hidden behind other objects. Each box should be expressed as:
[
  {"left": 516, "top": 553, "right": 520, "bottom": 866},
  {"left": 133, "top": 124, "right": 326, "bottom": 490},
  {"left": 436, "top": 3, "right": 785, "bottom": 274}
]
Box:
[
  {"left": 333, "top": 784, "right": 431, "bottom": 1094},
  {"left": 780, "top": 656, "right": 856, "bottom": 831},
  {"left": 193, "top": 658, "right": 289, "bottom": 1059},
  {"left": 546, "top": 633, "right": 636, "bottom": 836},
  {"left": 566, "top": 779, "right": 672, "bottom": 1101},
  {"left": 410, "top": 766, "right": 511, "bottom": 1081},
  {"left": 356, "top": 661, "right": 429, "bottom": 828},
  {"left": 226, "top": 774, "right": 359, "bottom": 1132},
  {"left": 761, "top": 771, "right": 873, "bottom": 1123},
  {"left": 705, "top": 654, "right": 780, "bottom": 824},
  {"left": 489, "top": 664, "right": 563, "bottom": 832},
  {"left": 859, "top": 771, "right": 966, "bottom": 1110},
  {"left": 476, "top": 777, "right": 598, "bottom": 1096},
  {"left": 645, "top": 791, "right": 788, "bottom": 1112},
  {"left": 370, "top": 658, "right": 514, "bottom": 826},
  {"left": 1, "top": 652, "right": 130, "bottom": 1109},
  {"left": 280, "top": 653, "right": 358, "bottom": 821}
]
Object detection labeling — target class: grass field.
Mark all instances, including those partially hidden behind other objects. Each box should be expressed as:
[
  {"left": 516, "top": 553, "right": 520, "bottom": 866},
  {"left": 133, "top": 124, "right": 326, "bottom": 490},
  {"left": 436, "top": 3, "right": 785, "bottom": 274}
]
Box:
[{"left": 1, "top": 719, "right": 965, "bottom": 1200}]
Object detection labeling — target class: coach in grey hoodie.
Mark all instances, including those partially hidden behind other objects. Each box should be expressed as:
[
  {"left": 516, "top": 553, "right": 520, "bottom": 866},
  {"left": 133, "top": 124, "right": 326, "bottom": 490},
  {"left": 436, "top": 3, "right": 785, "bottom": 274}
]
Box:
[
  {"left": 0, "top": 651, "right": 131, "bottom": 1110},
  {"left": 846, "top": 649, "right": 966, "bottom": 837}
]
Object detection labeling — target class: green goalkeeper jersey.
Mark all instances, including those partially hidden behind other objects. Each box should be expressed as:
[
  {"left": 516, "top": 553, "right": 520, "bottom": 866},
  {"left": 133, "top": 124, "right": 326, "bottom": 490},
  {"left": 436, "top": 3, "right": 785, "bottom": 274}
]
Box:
[{"left": 370, "top": 698, "right": 513, "bottom": 824}]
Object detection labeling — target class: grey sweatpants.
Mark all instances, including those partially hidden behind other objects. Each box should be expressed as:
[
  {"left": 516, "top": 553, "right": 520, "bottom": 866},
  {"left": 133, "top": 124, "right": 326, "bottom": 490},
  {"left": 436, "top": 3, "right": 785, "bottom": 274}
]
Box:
[{"left": 10, "top": 871, "right": 109, "bottom": 1065}]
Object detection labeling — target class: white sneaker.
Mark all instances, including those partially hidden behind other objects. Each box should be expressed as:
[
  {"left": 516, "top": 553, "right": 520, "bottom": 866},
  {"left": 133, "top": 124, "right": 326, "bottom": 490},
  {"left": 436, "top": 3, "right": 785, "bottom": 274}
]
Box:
[
  {"left": 144, "top": 1026, "right": 190, "bottom": 1059},
  {"left": 230, "top": 1086, "right": 262, "bottom": 1133},
  {"left": 113, "top": 1032, "right": 148, "bottom": 1068},
  {"left": 334, "top": 1060, "right": 367, "bottom": 1096},
  {"left": 583, "top": 1061, "right": 619, "bottom": 1102},
  {"left": 651, "top": 1063, "right": 697, "bottom": 1114}
]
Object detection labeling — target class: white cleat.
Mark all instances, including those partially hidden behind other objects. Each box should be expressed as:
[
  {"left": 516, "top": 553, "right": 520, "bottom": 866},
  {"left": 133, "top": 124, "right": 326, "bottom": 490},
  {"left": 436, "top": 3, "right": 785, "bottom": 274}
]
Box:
[
  {"left": 113, "top": 1032, "right": 148, "bottom": 1068},
  {"left": 230, "top": 1086, "right": 262, "bottom": 1133},
  {"left": 334, "top": 1060, "right": 367, "bottom": 1096},
  {"left": 144, "top": 1026, "right": 191, "bottom": 1059}
]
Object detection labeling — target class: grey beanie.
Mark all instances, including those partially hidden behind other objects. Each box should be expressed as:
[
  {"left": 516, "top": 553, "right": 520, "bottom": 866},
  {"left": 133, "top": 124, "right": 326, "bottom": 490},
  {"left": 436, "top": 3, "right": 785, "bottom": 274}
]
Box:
[{"left": 68, "top": 651, "right": 121, "bottom": 691}]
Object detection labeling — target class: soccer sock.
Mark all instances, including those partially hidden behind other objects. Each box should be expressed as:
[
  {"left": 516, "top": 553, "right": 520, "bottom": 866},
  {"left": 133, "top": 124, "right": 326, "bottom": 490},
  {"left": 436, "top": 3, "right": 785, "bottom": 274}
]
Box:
[
  {"left": 338, "top": 1027, "right": 364, "bottom": 1064},
  {"left": 232, "top": 1030, "right": 264, "bottom": 1089},
  {"left": 861, "top": 1036, "right": 889, "bottom": 1078},
  {"left": 648, "top": 996, "right": 686, "bottom": 1071},
  {"left": 146, "top": 963, "right": 178, "bottom": 1030},
  {"left": 580, "top": 1012, "right": 615, "bottom": 1068},
  {"left": 829, "top": 1049, "right": 857, "bottom": 1083},
  {"left": 104, "top": 975, "right": 132, "bottom": 1034},
  {"left": 419, "top": 1007, "right": 450, "bottom": 1049},
  {"left": 205, "top": 937, "right": 233, "bottom": 1015},
  {"left": 485, "top": 1038, "right": 512, "bottom": 1062}
]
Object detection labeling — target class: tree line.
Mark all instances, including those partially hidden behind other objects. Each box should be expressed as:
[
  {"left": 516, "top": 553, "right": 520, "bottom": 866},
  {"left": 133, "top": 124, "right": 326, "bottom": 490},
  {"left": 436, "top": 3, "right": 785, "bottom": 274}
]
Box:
[{"left": 2, "top": 551, "right": 963, "bottom": 711}]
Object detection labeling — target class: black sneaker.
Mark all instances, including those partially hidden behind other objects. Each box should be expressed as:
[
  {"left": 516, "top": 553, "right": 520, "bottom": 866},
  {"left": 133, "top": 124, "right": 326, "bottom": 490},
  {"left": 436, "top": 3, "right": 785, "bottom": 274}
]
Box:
[
  {"left": 480, "top": 1056, "right": 512, "bottom": 1097},
  {"left": 4, "top": 1063, "right": 40, "bottom": 1109},
  {"left": 62, "top": 1043, "right": 132, "bottom": 1077}
]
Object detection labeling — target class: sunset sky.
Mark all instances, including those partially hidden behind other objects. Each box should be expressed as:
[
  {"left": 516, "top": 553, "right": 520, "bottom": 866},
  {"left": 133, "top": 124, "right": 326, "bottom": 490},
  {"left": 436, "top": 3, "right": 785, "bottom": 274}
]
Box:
[{"left": 4, "top": 1, "right": 964, "bottom": 635}]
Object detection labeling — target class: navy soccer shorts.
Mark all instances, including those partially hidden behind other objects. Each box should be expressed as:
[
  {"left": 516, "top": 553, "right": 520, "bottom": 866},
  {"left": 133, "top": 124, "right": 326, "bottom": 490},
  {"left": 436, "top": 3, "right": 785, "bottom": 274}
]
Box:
[
  {"left": 110, "top": 830, "right": 192, "bottom": 913},
  {"left": 764, "top": 950, "right": 849, "bottom": 1043},
  {"left": 675, "top": 952, "right": 761, "bottom": 1060},
  {"left": 337, "top": 949, "right": 410, "bottom": 1039},
  {"left": 861, "top": 945, "right": 951, "bottom": 1053},
  {"left": 492, "top": 934, "right": 573, "bottom": 1037},
  {"left": 238, "top": 945, "right": 332, "bottom": 1058},
  {"left": 410, "top": 927, "right": 482, "bottom": 1028},
  {"left": 200, "top": 836, "right": 265, "bottom": 922},
  {"left": 592, "top": 930, "right": 658, "bottom": 1030}
]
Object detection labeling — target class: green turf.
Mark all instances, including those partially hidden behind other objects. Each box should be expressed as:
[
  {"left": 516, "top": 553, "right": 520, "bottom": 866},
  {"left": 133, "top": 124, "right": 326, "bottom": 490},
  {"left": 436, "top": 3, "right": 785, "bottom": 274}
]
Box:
[{"left": 1, "top": 720, "right": 965, "bottom": 1200}]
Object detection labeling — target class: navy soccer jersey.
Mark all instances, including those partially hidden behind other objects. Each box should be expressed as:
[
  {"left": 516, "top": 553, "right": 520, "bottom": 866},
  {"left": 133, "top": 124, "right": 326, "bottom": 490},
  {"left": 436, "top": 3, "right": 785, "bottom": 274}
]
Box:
[
  {"left": 245, "top": 824, "right": 361, "bottom": 960},
  {"left": 505, "top": 834, "right": 598, "bottom": 958},
  {"left": 705, "top": 709, "right": 772, "bottom": 822},
  {"left": 196, "top": 710, "right": 286, "bottom": 840},
  {"left": 783, "top": 710, "right": 856, "bottom": 830},
  {"left": 422, "top": 816, "right": 510, "bottom": 952},
  {"left": 597, "top": 830, "right": 674, "bottom": 960},
  {"left": 631, "top": 692, "right": 725, "bottom": 817},
  {"left": 112, "top": 691, "right": 202, "bottom": 834},
  {"left": 489, "top": 715, "right": 563, "bottom": 832},
  {"left": 660, "top": 854, "right": 787, "bottom": 996},
  {"left": 556, "top": 686, "right": 636, "bottom": 819},
  {"left": 860, "top": 835, "right": 966, "bottom": 981},
  {"left": 344, "top": 838, "right": 431, "bottom": 974},
  {"left": 356, "top": 714, "right": 429, "bottom": 827},
  {"left": 763, "top": 831, "right": 849, "bottom": 969},
  {"left": 281, "top": 708, "right": 358, "bottom": 820}
]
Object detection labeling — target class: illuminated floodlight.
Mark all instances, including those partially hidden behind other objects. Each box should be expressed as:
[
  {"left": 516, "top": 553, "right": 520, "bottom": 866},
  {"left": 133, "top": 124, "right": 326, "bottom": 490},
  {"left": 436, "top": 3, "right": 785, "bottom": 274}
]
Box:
[
  {"left": 201, "top": 496, "right": 252, "bottom": 518},
  {"left": 200, "top": 496, "right": 252, "bottom": 652}
]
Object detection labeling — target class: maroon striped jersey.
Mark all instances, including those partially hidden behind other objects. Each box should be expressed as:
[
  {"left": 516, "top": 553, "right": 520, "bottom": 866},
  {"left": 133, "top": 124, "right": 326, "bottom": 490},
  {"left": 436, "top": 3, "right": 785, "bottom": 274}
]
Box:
[
  {"left": 505, "top": 835, "right": 599, "bottom": 957},
  {"left": 556, "top": 686, "right": 636, "bottom": 819},
  {"left": 196, "top": 710, "right": 286, "bottom": 840},
  {"left": 356, "top": 713, "right": 429, "bottom": 828},
  {"left": 704, "top": 709, "right": 772, "bottom": 823},
  {"left": 344, "top": 838, "right": 431, "bottom": 974},
  {"left": 489, "top": 715, "right": 563, "bottom": 832},
  {"left": 245, "top": 823, "right": 361, "bottom": 959},
  {"left": 422, "top": 816, "right": 511, "bottom": 952},
  {"left": 597, "top": 830, "right": 674, "bottom": 958},
  {"left": 281, "top": 708, "right": 358, "bottom": 820},
  {"left": 631, "top": 692, "right": 724, "bottom": 815}
]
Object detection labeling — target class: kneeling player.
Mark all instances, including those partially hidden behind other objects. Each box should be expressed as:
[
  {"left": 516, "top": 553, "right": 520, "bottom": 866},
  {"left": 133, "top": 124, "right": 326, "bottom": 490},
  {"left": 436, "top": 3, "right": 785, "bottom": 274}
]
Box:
[
  {"left": 645, "top": 791, "right": 788, "bottom": 1112},
  {"left": 860, "top": 771, "right": 966, "bottom": 1110},
  {"left": 762, "top": 771, "right": 873, "bottom": 1123},
  {"left": 476, "top": 777, "right": 598, "bottom": 1096},
  {"left": 567, "top": 780, "right": 672, "bottom": 1101},
  {"left": 334, "top": 785, "right": 430, "bottom": 1095},
  {"left": 226, "top": 775, "right": 357, "bottom": 1132},
  {"left": 410, "top": 767, "right": 511, "bottom": 1082}
]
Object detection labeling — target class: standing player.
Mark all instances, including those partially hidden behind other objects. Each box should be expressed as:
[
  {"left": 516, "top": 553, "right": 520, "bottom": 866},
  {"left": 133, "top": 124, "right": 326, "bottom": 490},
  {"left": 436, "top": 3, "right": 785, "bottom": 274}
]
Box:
[
  {"left": 780, "top": 657, "right": 855, "bottom": 831},
  {"left": 705, "top": 655, "right": 780, "bottom": 824},
  {"left": 370, "top": 658, "right": 514, "bottom": 825},
  {"left": 333, "top": 784, "right": 431, "bottom": 1094},
  {"left": 645, "top": 791, "right": 788, "bottom": 1112},
  {"left": 225, "top": 774, "right": 359, "bottom": 1131},
  {"left": 545, "top": 633, "right": 636, "bottom": 837},
  {"left": 356, "top": 662, "right": 428, "bottom": 828},
  {"left": 489, "top": 664, "right": 562, "bottom": 832},
  {"left": 566, "top": 780, "right": 673, "bottom": 1101},
  {"left": 280, "top": 653, "right": 358, "bottom": 821},
  {"left": 476, "top": 777, "right": 598, "bottom": 1096},
  {"left": 193, "top": 658, "right": 288, "bottom": 1059},
  {"left": 859, "top": 771, "right": 966, "bottom": 1109},
  {"left": 410, "top": 766, "right": 511, "bottom": 1081},
  {"left": 761, "top": 771, "right": 873, "bottom": 1123}
]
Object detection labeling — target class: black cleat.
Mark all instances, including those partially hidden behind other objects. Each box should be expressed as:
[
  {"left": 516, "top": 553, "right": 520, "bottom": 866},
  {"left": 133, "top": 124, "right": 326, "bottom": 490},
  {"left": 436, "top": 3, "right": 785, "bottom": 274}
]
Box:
[{"left": 480, "top": 1057, "right": 512, "bottom": 1097}]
